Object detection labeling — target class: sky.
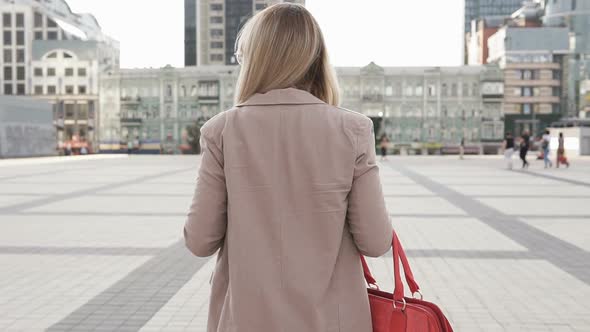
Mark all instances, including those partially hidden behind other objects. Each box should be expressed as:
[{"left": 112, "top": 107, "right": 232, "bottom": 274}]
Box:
[{"left": 65, "top": 0, "right": 464, "bottom": 69}]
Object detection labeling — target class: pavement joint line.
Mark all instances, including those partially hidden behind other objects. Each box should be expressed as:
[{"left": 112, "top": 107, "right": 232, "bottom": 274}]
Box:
[
  {"left": 0, "top": 246, "right": 164, "bottom": 256},
  {"left": 0, "top": 166, "right": 195, "bottom": 214},
  {"left": 388, "top": 162, "right": 590, "bottom": 285},
  {"left": 0, "top": 211, "right": 187, "bottom": 217},
  {"left": 515, "top": 169, "right": 590, "bottom": 187},
  {"left": 0, "top": 165, "right": 104, "bottom": 182},
  {"left": 46, "top": 241, "right": 209, "bottom": 332}
]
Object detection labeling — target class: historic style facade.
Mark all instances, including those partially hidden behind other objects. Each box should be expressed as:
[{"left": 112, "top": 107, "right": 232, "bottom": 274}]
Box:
[{"left": 99, "top": 63, "right": 504, "bottom": 154}]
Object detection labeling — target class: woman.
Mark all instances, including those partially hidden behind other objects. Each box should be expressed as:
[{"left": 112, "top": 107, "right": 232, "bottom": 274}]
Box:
[
  {"left": 184, "top": 4, "right": 392, "bottom": 332},
  {"left": 519, "top": 130, "right": 530, "bottom": 169},
  {"left": 541, "top": 129, "right": 553, "bottom": 168},
  {"left": 556, "top": 132, "right": 570, "bottom": 168},
  {"left": 502, "top": 132, "right": 515, "bottom": 170},
  {"left": 379, "top": 134, "right": 389, "bottom": 161}
]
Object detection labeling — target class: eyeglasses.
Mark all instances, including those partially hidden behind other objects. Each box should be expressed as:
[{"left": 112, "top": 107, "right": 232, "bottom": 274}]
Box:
[{"left": 234, "top": 52, "right": 243, "bottom": 65}]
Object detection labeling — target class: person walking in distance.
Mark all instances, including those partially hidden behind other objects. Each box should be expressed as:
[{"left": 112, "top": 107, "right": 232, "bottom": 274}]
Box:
[
  {"left": 183, "top": 4, "right": 392, "bottom": 332},
  {"left": 556, "top": 132, "right": 570, "bottom": 168},
  {"left": 519, "top": 130, "right": 530, "bottom": 169},
  {"left": 459, "top": 137, "right": 465, "bottom": 160},
  {"left": 379, "top": 134, "right": 389, "bottom": 161},
  {"left": 502, "top": 132, "right": 515, "bottom": 170},
  {"left": 541, "top": 129, "right": 553, "bottom": 168}
]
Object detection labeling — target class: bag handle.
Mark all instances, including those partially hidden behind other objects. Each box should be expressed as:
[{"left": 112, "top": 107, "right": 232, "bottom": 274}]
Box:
[{"left": 361, "top": 231, "right": 420, "bottom": 301}]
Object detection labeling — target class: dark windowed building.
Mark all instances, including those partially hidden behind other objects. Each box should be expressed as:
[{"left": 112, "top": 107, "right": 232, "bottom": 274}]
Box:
[{"left": 184, "top": 0, "right": 305, "bottom": 66}]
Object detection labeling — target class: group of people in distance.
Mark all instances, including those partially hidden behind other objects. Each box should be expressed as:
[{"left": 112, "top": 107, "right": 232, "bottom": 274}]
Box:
[{"left": 502, "top": 130, "right": 570, "bottom": 170}]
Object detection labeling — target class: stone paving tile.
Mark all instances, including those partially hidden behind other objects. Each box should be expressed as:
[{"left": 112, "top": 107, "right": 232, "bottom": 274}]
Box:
[
  {"left": 447, "top": 184, "right": 590, "bottom": 197},
  {"left": 477, "top": 197, "right": 590, "bottom": 217},
  {"left": 0, "top": 215, "right": 183, "bottom": 248},
  {"left": 385, "top": 196, "right": 468, "bottom": 216},
  {"left": 519, "top": 218, "right": 590, "bottom": 251},
  {"left": 24, "top": 195, "right": 192, "bottom": 214},
  {"left": 0, "top": 195, "right": 48, "bottom": 208},
  {"left": 0, "top": 254, "right": 150, "bottom": 331},
  {"left": 391, "top": 217, "right": 527, "bottom": 251}
]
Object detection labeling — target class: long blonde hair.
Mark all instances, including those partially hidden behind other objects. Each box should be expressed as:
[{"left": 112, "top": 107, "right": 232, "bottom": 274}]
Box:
[{"left": 234, "top": 3, "right": 340, "bottom": 106}]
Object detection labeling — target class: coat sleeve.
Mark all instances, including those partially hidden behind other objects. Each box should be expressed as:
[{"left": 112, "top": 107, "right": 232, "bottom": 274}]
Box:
[
  {"left": 346, "top": 117, "right": 393, "bottom": 257},
  {"left": 184, "top": 118, "right": 228, "bottom": 257}
]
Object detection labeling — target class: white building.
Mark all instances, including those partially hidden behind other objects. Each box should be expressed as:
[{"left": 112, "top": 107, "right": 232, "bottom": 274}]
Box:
[
  {"left": 100, "top": 63, "right": 505, "bottom": 155},
  {"left": 1, "top": 0, "right": 119, "bottom": 152}
]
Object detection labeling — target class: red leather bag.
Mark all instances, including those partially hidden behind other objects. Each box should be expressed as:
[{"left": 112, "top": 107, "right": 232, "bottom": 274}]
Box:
[{"left": 361, "top": 232, "right": 454, "bottom": 332}]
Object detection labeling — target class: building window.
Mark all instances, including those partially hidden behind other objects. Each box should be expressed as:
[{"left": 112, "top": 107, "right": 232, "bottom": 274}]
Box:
[
  {"left": 210, "top": 29, "right": 223, "bottom": 37},
  {"left": 552, "top": 87, "right": 561, "bottom": 96},
  {"left": 210, "top": 16, "right": 223, "bottom": 24},
  {"left": 78, "top": 68, "right": 87, "bottom": 76},
  {"left": 65, "top": 85, "right": 74, "bottom": 94},
  {"left": 47, "top": 52, "right": 57, "bottom": 59},
  {"left": 16, "top": 13, "right": 24, "bottom": 27},
  {"left": 415, "top": 86, "right": 423, "bottom": 96},
  {"left": 65, "top": 68, "right": 74, "bottom": 76},
  {"left": 427, "top": 85, "right": 436, "bottom": 97},
  {"left": 256, "top": 3, "right": 267, "bottom": 10},
  {"left": 3, "top": 31, "right": 12, "bottom": 45},
  {"left": 210, "top": 4, "right": 223, "bottom": 10},
  {"left": 211, "top": 41, "right": 223, "bottom": 49},
  {"left": 462, "top": 83, "right": 469, "bottom": 96},
  {"left": 47, "top": 85, "right": 56, "bottom": 94},
  {"left": 16, "top": 66, "right": 24, "bottom": 80},
  {"left": 63, "top": 52, "right": 73, "bottom": 58},
  {"left": 47, "top": 68, "right": 56, "bottom": 76},
  {"left": 191, "top": 85, "right": 197, "bottom": 96},
  {"left": 78, "top": 86, "right": 87, "bottom": 94},
  {"left": 4, "top": 84, "right": 13, "bottom": 95},
  {"left": 3, "top": 13, "right": 11, "bottom": 28},
  {"left": 451, "top": 83, "right": 458, "bottom": 96},
  {"left": 47, "top": 19, "right": 57, "bottom": 28},
  {"left": 553, "top": 70, "right": 561, "bottom": 80},
  {"left": 3, "top": 49, "right": 11, "bottom": 63},
  {"left": 34, "top": 85, "right": 43, "bottom": 95},
  {"left": 34, "top": 13, "right": 43, "bottom": 27},
  {"left": 3, "top": 66, "right": 12, "bottom": 80},
  {"left": 521, "top": 87, "right": 532, "bottom": 97},
  {"left": 16, "top": 84, "right": 24, "bottom": 95},
  {"left": 65, "top": 104, "right": 75, "bottom": 118},
  {"left": 166, "top": 85, "right": 172, "bottom": 97},
  {"left": 16, "top": 49, "right": 24, "bottom": 63},
  {"left": 522, "top": 103, "right": 532, "bottom": 115},
  {"left": 34, "top": 31, "right": 43, "bottom": 40},
  {"left": 441, "top": 83, "right": 447, "bottom": 96},
  {"left": 210, "top": 54, "right": 223, "bottom": 62},
  {"left": 47, "top": 31, "right": 58, "bottom": 40},
  {"left": 552, "top": 103, "right": 561, "bottom": 114}
]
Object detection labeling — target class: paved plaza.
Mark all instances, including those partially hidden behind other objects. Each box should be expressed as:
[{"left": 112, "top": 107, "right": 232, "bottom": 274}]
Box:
[{"left": 0, "top": 154, "right": 589, "bottom": 331}]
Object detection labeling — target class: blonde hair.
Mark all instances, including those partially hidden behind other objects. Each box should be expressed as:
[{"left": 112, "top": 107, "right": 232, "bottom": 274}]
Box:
[{"left": 234, "top": 3, "right": 340, "bottom": 106}]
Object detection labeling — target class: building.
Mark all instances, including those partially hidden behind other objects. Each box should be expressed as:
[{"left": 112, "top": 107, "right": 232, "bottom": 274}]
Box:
[
  {"left": 581, "top": 79, "right": 590, "bottom": 118},
  {"left": 540, "top": 0, "right": 590, "bottom": 117},
  {"left": 99, "top": 63, "right": 504, "bottom": 154},
  {"left": 466, "top": 16, "right": 506, "bottom": 65},
  {"left": 1, "top": 0, "right": 119, "bottom": 153},
  {"left": 337, "top": 63, "right": 504, "bottom": 154},
  {"left": 487, "top": 2, "right": 569, "bottom": 136},
  {"left": 184, "top": 0, "right": 305, "bottom": 66},
  {"left": 0, "top": 96, "right": 56, "bottom": 158},
  {"left": 99, "top": 65, "right": 238, "bottom": 153},
  {"left": 464, "top": 0, "right": 523, "bottom": 62}
]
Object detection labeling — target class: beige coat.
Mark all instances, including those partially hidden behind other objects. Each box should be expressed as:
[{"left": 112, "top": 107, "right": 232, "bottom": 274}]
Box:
[{"left": 184, "top": 87, "right": 392, "bottom": 332}]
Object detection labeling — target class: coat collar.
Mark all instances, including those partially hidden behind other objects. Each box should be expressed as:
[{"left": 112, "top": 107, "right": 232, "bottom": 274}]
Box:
[{"left": 235, "top": 88, "right": 325, "bottom": 107}]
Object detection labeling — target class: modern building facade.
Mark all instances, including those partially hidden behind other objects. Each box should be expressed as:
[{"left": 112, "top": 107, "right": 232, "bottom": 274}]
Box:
[
  {"left": 487, "top": 2, "right": 569, "bottom": 136},
  {"left": 184, "top": 0, "right": 305, "bottom": 66},
  {"left": 540, "top": 0, "right": 590, "bottom": 117},
  {"left": 1, "top": 0, "right": 119, "bottom": 153},
  {"left": 466, "top": 16, "right": 506, "bottom": 65},
  {"left": 464, "top": 0, "right": 523, "bottom": 62},
  {"left": 0, "top": 96, "right": 56, "bottom": 158},
  {"left": 100, "top": 63, "right": 504, "bottom": 154}
]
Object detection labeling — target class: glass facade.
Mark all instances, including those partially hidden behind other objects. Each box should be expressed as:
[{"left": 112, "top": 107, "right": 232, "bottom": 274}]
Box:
[
  {"left": 225, "top": 0, "right": 254, "bottom": 65},
  {"left": 184, "top": 0, "right": 197, "bottom": 66},
  {"left": 464, "top": 0, "right": 522, "bottom": 34}
]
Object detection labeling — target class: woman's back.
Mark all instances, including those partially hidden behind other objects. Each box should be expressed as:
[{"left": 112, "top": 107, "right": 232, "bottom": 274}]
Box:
[{"left": 185, "top": 88, "right": 392, "bottom": 331}]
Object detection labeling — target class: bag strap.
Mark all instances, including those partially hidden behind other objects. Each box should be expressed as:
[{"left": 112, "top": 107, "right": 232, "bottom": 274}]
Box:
[{"left": 361, "top": 231, "right": 420, "bottom": 300}]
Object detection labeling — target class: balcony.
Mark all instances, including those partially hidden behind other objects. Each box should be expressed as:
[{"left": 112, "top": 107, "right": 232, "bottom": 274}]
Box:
[
  {"left": 504, "top": 96, "right": 560, "bottom": 104},
  {"left": 120, "top": 118, "right": 143, "bottom": 127}
]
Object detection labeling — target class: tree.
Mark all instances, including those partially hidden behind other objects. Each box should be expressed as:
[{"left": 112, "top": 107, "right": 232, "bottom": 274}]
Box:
[{"left": 186, "top": 116, "right": 209, "bottom": 154}]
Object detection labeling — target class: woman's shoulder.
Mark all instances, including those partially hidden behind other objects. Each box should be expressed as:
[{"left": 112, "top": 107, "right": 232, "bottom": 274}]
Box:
[
  {"left": 334, "top": 106, "right": 373, "bottom": 135},
  {"left": 200, "top": 109, "right": 235, "bottom": 139}
]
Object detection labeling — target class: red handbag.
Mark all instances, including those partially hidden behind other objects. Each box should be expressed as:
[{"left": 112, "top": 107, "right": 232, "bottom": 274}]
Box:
[{"left": 361, "top": 231, "right": 454, "bottom": 332}]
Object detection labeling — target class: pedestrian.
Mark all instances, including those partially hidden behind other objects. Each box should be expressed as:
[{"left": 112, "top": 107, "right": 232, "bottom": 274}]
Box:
[
  {"left": 183, "top": 4, "right": 392, "bottom": 331},
  {"left": 379, "top": 134, "right": 389, "bottom": 161},
  {"left": 502, "top": 132, "right": 515, "bottom": 170},
  {"left": 127, "top": 140, "right": 133, "bottom": 154},
  {"left": 556, "top": 132, "right": 570, "bottom": 168},
  {"left": 459, "top": 137, "right": 465, "bottom": 160},
  {"left": 519, "top": 130, "right": 530, "bottom": 169},
  {"left": 541, "top": 129, "right": 553, "bottom": 168}
]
